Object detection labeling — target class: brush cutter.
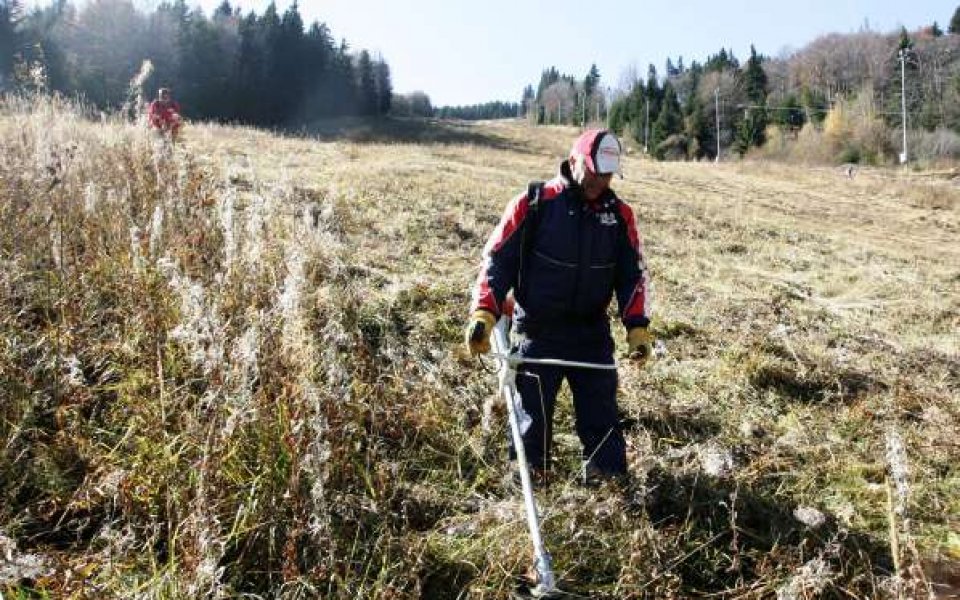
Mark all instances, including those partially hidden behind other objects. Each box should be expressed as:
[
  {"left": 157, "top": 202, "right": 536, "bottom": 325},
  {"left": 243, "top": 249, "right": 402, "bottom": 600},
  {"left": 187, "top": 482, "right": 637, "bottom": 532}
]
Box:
[{"left": 484, "top": 316, "right": 617, "bottom": 598}]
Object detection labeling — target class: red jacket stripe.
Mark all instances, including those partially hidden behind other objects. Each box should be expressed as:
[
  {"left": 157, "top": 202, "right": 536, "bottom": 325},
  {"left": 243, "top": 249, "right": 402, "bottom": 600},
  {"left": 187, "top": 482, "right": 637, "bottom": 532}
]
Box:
[
  {"left": 617, "top": 201, "right": 649, "bottom": 322},
  {"left": 471, "top": 181, "right": 563, "bottom": 316}
]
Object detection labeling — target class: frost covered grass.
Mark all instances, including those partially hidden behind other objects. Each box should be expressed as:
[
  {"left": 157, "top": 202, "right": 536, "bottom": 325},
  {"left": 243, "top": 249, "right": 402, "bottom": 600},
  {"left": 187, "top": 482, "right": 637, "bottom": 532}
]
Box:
[{"left": 1, "top": 95, "right": 958, "bottom": 598}]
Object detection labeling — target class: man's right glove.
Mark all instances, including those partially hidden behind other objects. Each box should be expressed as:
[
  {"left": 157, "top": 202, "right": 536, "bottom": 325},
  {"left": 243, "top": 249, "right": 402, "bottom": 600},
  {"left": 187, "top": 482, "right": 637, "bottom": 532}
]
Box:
[
  {"left": 626, "top": 327, "right": 654, "bottom": 366},
  {"left": 464, "top": 310, "right": 497, "bottom": 356}
]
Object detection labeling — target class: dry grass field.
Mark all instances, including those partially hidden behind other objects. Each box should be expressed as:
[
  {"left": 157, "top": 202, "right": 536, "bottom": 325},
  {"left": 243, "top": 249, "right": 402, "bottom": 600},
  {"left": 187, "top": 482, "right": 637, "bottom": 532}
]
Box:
[{"left": 1, "top": 96, "right": 958, "bottom": 598}]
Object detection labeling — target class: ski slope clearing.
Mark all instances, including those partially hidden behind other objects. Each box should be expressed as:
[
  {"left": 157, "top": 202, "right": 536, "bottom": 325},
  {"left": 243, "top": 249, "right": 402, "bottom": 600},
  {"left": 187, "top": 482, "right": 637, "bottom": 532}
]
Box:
[{"left": 1, "top": 98, "right": 958, "bottom": 598}]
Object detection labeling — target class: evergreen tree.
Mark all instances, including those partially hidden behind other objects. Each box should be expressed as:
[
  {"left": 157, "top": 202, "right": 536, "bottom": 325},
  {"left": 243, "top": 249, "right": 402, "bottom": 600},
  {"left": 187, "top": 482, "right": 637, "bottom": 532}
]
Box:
[
  {"left": 584, "top": 63, "right": 600, "bottom": 97},
  {"left": 332, "top": 39, "right": 356, "bottom": 116},
  {"left": 932, "top": 21, "right": 943, "bottom": 37},
  {"left": 683, "top": 97, "right": 707, "bottom": 159},
  {"left": 645, "top": 64, "right": 661, "bottom": 119},
  {"left": 682, "top": 63, "right": 708, "bottom": 158},
  {"left": 142, "top": 2, "right": 182, "bottom": 106},
  {"left": 651, "top": 80, "right": 682, "bottom": 158},
  {"left": 300, "top": 21, "right": 333, "bottom": 118},
  {"left": 743, "top": 45, "right": 767, "bottom": 104},
  {"left": 607, "top": 97, "right": 628, "bottom": 134},
  {"left": 626, "top": 81, "right": 646, "bottom": 147},
  {"left": 521, "top": 84, "right": 534, "bottom": 118},
  {"left": 898, "top": 26, "right": 913, "bottom": 51},
  {"left": 735, "top": 44, "right": 768, "bottom": 153},
  {"left": 950, "top": 6, "right": 960, "bottom": 34},
  {"left": 178, "top": 11, "right": 219, "bottom": 117},
  {"left": 374, "top": 56, "right": 391, "bottom": 116},
  {"left": 213, "top": 0, "right": 233, "bottom": 20},
  {"left": 274, "top": 1, "right": 305, "bottom": 122},
  {"left": 734, "top": 108, "right": 766, "bottom": 155},
  {"left": 356, "top": 49, "right": 377, "bottom": 116},
  {"left": 705, "top": 48, "right": 739, "bottom": 72},
  {"left": 885, "top": 35, "right": 919, "bottom": 131},
  {"left": 235, "top": 11, "right": 265, "bottom": 122},
  {"left": 258, "top": 2, "right": 284, "bottom": 123},
  {"left": 0, "top": 0, "right": 21, "bottom": 89}
]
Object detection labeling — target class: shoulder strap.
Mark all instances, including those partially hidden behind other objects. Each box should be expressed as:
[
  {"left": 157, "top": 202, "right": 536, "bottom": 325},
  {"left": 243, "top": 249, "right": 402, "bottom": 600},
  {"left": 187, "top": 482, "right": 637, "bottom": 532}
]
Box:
[
  {"left": 517, "top": 181, "right": 544, "bottom": 299},
  {"left": 612, "top": 196, "right": 627, "bottom": 241}
]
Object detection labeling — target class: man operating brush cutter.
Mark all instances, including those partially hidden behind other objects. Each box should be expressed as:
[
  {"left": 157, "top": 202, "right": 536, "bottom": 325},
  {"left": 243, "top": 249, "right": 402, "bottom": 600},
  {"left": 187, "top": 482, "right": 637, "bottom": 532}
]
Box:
[
  {"left": 466, "top": 128, "right": 653, "bottom": 488},
  {"left": 466, "top": 129, "right": 653, "bottom": 595}
]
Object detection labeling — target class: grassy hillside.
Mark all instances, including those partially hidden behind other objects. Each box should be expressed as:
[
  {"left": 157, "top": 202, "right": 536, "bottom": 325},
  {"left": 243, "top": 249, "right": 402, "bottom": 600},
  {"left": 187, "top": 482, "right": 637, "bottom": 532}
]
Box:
[{"left": 1, "top": 96, "right": 958, "bottom": 598}]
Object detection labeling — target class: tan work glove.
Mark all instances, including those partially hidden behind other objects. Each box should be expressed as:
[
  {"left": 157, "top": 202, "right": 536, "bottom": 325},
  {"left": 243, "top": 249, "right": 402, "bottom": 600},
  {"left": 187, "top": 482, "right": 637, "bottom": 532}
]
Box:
[
  {"left": 626, "top": 327, "right": 654, "bottom": 366},
  {"left": 464, "top": 310, "right": 497, "bottom": 356}
]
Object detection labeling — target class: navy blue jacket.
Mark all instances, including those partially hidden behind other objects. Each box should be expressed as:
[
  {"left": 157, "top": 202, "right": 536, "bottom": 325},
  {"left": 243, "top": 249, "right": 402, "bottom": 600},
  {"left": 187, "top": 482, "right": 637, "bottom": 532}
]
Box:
[{"left": 471, "top": 161, "right": 650, "bottom": 340}]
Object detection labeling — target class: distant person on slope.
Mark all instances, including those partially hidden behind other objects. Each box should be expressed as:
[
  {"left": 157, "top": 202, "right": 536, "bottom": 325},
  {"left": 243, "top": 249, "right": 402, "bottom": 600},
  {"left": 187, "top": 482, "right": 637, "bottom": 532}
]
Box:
[
  {"left": 148, "top": 87, "right": 182, "bottom": 143},
  {"left": 465, "top": 129, "right": 653, "bottom": 486}
]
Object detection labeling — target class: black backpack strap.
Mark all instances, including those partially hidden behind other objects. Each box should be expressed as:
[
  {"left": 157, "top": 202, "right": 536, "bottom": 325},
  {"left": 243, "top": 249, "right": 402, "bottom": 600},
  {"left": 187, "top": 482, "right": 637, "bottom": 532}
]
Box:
[{"left": 517, "top": 180, "right": 544, "bottom": 300}]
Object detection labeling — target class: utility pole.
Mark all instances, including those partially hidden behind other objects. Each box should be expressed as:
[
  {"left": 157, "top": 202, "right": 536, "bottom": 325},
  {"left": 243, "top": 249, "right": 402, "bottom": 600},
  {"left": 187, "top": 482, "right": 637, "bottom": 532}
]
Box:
[
  {"left": 644, "top": 96, "right": 649, "bottom": 154},
  {"left": 581, "top": 91, "right": 586, "bottom": 128},
  {"left": 604, "top": 86, "right": 611, "bottom": 127},
  {"left": 899, "top": 48, "right": 908, "bottom": 164},
  {"left": 714, "top": 87, "right": 721, "bottom": 163}
]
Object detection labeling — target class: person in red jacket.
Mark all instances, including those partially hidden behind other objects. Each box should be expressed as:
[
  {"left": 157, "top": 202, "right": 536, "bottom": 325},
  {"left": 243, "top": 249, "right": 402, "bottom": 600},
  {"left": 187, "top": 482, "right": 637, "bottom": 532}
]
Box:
[
  {"left": 465, "top": 129, "right": 653, "bottom": 486},
  {"left": 148, "top": 88, "right": 182, "bottom": 143}
]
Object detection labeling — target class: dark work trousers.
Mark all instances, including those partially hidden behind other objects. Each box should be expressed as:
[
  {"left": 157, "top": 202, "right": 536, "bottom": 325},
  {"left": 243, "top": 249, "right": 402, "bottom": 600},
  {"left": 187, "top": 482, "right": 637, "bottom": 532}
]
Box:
[{"left": 510, "top": 333, "right": 627, "bottom": 476}]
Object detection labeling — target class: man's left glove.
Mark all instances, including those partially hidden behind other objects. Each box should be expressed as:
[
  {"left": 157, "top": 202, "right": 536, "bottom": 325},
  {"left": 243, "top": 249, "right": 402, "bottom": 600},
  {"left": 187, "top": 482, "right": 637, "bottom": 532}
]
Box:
[
  {"left": 464, "top": 310, "right": 497, "bottom": 356},
  {"left": 626, "top": 327, "right": 654, "bottom": 366}
]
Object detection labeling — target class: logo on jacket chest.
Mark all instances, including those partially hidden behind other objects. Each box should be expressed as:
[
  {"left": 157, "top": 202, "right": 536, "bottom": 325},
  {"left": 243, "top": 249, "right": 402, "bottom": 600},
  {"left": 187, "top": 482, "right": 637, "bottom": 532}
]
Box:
[{"left": 597, "top": 212, "right": 619, "bottom": 226}]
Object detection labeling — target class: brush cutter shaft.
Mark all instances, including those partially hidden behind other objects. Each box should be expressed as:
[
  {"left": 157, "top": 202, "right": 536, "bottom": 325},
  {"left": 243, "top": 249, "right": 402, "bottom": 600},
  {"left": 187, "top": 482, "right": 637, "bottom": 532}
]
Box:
[
  {"left": 492, "top": 318, "right": 557, "bottom": 595},
  {"left": 489, "top": 352, "right": 617, "bottom": 371}
]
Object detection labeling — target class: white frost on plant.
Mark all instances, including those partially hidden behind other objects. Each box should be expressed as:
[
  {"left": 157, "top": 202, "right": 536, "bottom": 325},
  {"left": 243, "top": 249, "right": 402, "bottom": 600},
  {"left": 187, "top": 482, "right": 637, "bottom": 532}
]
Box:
[
  {"left": 129, "top": 225, "right": 143, "bottom": 270},
  {"left": 219, "top": 189, "right": 236, "bottom": 273},
  {"left": 885, "top": 429, "right": 910, "bottom": 516},
  {"left": 149, "top": 203, "right": 164, "bottom": 257},
  {"left": 163, "top": 258, "right": 225, "bottom": 375},
  {"left": 62, "top": 353, "right": 84, "bottom": 387},
  {"left": 278, "top": 244, "right": 306, "bottom": 353},
  {"left": 50, "top": 221, "right": 62, "bottom": 269},
  {"left": 83, "top": 181, "right": 98, "bottom": 214},
  {"left": 0, "top": 531, "right": 52, "bottom": 585},
  {"left": 222, "top": 319, "right": 261, "bottom": 438},
  {"left": 793, "top": 506, "right": 826, "bottom": 529},
  {"left": 243, "top": 193, "right": 266, "bottom": 267},
  {"left": 699, "top": 444, "right": 734, "bottom": 478},
  {"left": 776, "top": 557, "right": 833, "bottom": 600}
]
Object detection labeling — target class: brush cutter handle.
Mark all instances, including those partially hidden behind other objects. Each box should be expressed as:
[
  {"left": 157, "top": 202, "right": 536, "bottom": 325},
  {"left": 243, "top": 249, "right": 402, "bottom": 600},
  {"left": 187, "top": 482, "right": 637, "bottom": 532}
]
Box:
[{"left": 489, "top": 352, "right": 617, "bottom": 371}]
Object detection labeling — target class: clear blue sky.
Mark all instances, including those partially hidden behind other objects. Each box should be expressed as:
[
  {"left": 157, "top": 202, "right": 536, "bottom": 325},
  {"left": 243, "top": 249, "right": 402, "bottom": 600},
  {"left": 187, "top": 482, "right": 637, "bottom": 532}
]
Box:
[{"left": 201, "top": 0, "right": 955, "bottom": 106}]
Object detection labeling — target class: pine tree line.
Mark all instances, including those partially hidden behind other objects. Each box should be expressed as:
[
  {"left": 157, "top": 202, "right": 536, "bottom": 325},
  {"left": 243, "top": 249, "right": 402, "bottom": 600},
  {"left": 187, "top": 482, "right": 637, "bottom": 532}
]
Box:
[
  {"left": 1, "top": 0, "right": 393, "bottom": 126},
  {"left": 605, "top": 18, "right": 960, "bottom": 160},
  {"left": 434, "top": 101, "right": 520, "bottom": 120}
]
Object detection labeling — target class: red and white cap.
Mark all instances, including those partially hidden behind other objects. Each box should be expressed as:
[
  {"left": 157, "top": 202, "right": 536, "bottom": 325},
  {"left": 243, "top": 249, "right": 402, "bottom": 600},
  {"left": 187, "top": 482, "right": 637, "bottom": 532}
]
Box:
[{"left": 570, "top": 129, "right": 623, "bottom": 178}]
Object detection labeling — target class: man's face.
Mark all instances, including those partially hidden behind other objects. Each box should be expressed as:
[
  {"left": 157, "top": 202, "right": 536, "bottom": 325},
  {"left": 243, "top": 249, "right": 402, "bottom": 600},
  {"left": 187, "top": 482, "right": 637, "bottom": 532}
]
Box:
[
  {"left": 159, "top": 91, "right": 170, "bottom": 103},
  {"left": 581, "top": 169, "right": 613, "bottom": 201}
]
